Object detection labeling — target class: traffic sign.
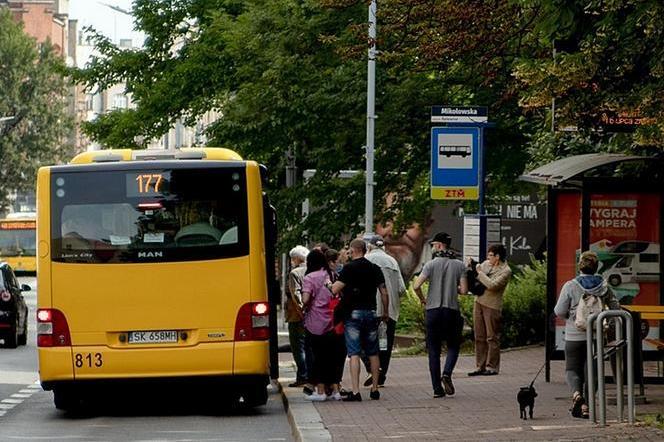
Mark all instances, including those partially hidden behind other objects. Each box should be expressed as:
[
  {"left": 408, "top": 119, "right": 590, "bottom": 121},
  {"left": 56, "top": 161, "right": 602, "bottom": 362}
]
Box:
[{"left": 431, "top": 126, "right": 480, "bottom": 200}]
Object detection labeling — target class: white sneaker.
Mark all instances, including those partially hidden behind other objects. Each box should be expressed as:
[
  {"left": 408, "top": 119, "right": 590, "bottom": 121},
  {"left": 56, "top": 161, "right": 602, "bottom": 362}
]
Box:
[
  {"left": 327, "top": 392, "right": 342, "bottom": 401},
  {"left": 304, "top": 392, "right": 327, "bottom": 401}
]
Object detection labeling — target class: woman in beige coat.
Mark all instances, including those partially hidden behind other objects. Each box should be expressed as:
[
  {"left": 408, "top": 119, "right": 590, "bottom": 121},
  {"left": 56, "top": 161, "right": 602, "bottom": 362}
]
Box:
[{"left": 468, "top": 244, "right": 512, "bottom": 376}]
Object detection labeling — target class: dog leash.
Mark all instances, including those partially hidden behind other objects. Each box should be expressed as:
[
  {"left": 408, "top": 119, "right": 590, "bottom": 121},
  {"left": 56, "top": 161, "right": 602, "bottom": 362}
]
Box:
[{"left": 529, "top": 361, "right": 547, "bottom": 388}]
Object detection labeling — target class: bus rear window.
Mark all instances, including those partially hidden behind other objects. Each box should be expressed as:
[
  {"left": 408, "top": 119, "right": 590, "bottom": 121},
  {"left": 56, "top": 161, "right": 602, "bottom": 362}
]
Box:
[
  {"left": 50, "top": 167, "right": 249, "bottom": 263},
  {"left": 0, "top": 228, "right": 36, "bottom": 257}
]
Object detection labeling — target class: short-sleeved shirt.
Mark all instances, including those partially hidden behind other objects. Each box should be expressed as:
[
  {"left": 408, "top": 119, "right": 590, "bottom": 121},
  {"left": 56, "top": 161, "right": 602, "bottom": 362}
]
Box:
[
  {"left": 302, "top": 269, "right": 333, "bottom": 335},
  {"left": 420, "top": 257, "right": 467, "bottom": 311},
  {"left": 338, "top": 257, "right": 385, "bottom": 311}
]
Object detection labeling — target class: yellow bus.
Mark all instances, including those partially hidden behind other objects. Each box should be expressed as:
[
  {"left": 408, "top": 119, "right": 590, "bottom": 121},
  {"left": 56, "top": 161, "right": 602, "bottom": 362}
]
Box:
[
  {"left": 0, "top": 212, "right": 37, "bottom": 274},
  {"left": 36, "top": 148, "right": 278, "bottom": 410}
]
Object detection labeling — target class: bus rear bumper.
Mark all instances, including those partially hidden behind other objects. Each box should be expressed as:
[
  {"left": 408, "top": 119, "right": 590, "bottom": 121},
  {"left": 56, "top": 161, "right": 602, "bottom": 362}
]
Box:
[
  {"left": 40, "top": 373, "right": 270, "bottom": 392},
  {"left": 39, "top": 341, "right": 269, "bottom": 385}
]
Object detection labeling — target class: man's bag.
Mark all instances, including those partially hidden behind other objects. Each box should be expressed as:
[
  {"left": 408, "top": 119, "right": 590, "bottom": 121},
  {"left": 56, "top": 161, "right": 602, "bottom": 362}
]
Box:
[{"left": 575, "top": 293, "right": 605, "bottom": 331}]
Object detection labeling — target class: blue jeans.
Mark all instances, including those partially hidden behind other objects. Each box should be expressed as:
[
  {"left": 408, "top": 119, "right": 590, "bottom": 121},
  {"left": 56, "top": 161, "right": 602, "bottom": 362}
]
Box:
[
  {"left": 362, "top": 317, "right": 396, "bottom": 376},
  {"left": 426, "top": 307, "right": 463, "bottom": 392},
  {"left": 288, "top": 321, "right": 308, "bottom": 381},
  {"left": 344, "top": 310, "right": 379, "bottom": 357}
]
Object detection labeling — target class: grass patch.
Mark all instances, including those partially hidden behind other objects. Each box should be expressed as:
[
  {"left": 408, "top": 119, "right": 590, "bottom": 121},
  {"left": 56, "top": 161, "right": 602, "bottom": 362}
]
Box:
[{"left": 642, "top": 414, "right": 664, "bottom": 430}]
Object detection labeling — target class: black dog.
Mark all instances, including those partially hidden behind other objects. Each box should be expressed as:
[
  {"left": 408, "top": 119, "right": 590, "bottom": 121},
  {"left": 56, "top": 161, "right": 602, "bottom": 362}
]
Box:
[{"left": 517, "top": 385, "right": 537, "bottom": 420}]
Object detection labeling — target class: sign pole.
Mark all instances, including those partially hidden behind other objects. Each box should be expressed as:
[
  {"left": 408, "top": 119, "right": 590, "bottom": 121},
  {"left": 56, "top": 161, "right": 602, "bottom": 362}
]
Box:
[
  {"left": 479, "top": 127, "right": 485, "bottom": 215},
  {"left": 364, "top": 0, "right": 377, "bottom": 235}
]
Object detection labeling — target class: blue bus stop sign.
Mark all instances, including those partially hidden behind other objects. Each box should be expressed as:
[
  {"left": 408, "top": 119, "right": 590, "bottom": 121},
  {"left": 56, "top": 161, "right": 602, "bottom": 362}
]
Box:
[{"left": 430, "top": 126, "right": 481, "bottom": 200}]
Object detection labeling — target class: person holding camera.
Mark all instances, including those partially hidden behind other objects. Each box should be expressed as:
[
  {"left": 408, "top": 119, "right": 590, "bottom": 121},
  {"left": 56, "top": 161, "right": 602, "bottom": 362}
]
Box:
[
  {"left": 413, "top": 232, "right": 467, "bottom": 398},
  {"left": 467, "top": 244, "right": 512, "bottom": 376}
]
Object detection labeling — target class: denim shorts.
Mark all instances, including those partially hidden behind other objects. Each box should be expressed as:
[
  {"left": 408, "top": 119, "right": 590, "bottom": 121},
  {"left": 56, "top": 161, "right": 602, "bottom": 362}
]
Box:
[{"left": 344, "top": 309, "right": 379, "bottom": 357}]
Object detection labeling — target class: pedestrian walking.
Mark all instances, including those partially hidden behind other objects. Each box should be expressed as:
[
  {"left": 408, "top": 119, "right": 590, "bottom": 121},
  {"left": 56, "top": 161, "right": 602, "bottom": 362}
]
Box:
[
  {"left": 301, "top": 249, "right": 342, "bottom": 401},
  {"left": 286, "top": 245, "right": 309, "bottom": 388},
  {"left": 413, "top": 232, "right": 467, "bottom": 398},
  {"left": 362, "top": 234, "right": 406, "bottom": 387},
  {"left": 554, "top": 251, "right": 619, "bottom": 418},
  {"left": 467, "top": 244, "right": 512, "bottom": 377},
  {"left": 329, "top": 238, "right": 389, "bottom": 401}
]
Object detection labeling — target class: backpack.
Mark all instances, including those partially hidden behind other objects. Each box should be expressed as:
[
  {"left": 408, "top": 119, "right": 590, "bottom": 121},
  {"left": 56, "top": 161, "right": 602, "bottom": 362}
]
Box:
[{"left": 574, "top": 292, "right": 606, "bottom": 331}]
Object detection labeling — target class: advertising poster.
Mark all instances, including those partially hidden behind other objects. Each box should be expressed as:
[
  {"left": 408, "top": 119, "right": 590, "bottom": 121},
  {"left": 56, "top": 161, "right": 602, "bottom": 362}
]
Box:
[
  {"left": 588, "top": 193, "right": 661, "bottom": 351},
  {"left": 553, "top": 192, "right": 662, "bottom": 353}
]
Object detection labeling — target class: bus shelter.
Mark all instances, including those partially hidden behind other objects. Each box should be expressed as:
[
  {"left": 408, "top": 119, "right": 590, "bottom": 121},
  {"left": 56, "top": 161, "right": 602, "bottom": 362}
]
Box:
[{"left": 521, "top": 154, "right": 664, "bottom": 382}]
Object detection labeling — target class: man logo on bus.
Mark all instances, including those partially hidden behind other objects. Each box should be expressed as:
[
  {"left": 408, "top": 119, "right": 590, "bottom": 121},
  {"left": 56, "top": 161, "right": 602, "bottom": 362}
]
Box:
[{"left": 138, "top": 251, "right": 163, "bottom": 258}]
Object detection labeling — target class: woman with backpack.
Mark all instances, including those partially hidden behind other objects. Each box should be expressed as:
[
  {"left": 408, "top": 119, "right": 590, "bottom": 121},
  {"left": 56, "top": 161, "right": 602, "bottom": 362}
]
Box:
[{"left": 554, "top": 251, "right": 620, "bottom": 419}]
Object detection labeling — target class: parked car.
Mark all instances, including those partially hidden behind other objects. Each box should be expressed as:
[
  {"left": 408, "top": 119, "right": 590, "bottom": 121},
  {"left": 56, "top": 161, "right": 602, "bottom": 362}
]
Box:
[
  {"left": 0, "top": 262, "right": 30, "bottom": 348},
  {"left": 603, "top": 242, "right": 660, "bottom": 287}
]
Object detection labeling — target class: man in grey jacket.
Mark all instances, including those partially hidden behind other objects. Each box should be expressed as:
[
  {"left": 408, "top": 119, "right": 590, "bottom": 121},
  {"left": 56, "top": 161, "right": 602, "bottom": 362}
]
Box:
[
  {"left": 362, "top": 234, "right": 407, "bottom": 387},
  {"left": 554, "top": 251, "right": 619, "bottom": 419}
]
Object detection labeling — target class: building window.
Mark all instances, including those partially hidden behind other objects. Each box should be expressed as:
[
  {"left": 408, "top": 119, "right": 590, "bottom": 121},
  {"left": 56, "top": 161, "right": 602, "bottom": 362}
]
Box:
[{"left": 112, "top": 94, "right": 128, "bottom": 109}]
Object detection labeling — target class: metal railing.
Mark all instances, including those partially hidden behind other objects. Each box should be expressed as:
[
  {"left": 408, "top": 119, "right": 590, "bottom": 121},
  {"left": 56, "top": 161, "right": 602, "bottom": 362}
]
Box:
[{"left": 586, "top": 310, "right": 635, "bottom": 426}]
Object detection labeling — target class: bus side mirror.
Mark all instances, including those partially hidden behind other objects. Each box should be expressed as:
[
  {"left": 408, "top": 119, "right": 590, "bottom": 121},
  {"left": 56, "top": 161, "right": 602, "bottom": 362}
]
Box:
[{"left": 21, "top": 284, "right": 31, "bottom": 292}]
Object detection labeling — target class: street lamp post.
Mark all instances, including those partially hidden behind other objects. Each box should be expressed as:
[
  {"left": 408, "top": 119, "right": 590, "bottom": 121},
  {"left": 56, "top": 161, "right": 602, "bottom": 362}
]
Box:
[{"left": 365, "top": 0, "right": 377, "bottom": 235}]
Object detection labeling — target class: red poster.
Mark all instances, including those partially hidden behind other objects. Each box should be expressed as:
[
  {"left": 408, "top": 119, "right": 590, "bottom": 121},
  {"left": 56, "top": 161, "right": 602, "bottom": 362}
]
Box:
[{"left": 553, "top": 192, "right": 661, "bottom": 352}]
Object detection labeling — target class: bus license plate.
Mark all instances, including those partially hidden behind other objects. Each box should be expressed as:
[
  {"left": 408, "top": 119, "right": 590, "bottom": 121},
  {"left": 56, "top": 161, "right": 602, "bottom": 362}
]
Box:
[{"left": 128, "top": 330, "right": 178, "bottom": 344}]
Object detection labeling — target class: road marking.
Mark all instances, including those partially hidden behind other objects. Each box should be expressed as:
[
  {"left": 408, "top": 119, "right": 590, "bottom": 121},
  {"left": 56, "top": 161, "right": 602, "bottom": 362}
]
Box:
[
  {"left": 11, "top": 394, "right": 30, "bottom": 398},
  {"left": 1, "top": 398, "right": 23, "bottom": 404},
  {"left": 0, "top": 371, "right": 39, "bottom": 385},
  {"left": 0, "top": 403, "right": 16, "bottom": 409},
  {"left": 531, "top": 424, "right": 590, "bottom": 430},
  {"left": 478, "top": 427, "right": 524, "bottom": 434},
  {"left": 18, "top": 389, "right": 34, "bottom": 394}
]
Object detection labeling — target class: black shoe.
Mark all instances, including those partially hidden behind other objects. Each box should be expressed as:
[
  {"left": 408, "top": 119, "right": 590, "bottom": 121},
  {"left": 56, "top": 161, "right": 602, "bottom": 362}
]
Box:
[
  {"left": 433, "top": 388, "right": 445, "bottom": 398},
  {"left": 441, "top": 374, "right": 455, "bottom": 395},
  {"left": 342, "top": 392, "right": 362, "bottom": 402},
  {"left": 369, "top": 389, "right": 380, "bottom": 400},
  {"left": 302, "top": 385, "right": 314, "bottom": 395},
  {"left": 482, "top": 369, "right": 498, "bottom": 376},
  {"left": 339, "top": 388, "right": 351, "bottom": 397},
  {"left": 468, "top": 369, "right": 486, "bottom": 377},
  {"left": 378, "top": 373, "right": 386, "bottom": 386},
  {"left": 363, "top": 375, "right": 373, "bottom": 387},
  {"left": 288, "top": 380, "right": 306, "bottom": 388}
]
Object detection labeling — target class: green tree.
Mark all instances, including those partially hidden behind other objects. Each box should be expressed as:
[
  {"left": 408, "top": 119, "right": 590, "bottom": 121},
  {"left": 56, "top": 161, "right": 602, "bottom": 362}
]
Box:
[
  {"left": 74, "top": 0, "right": 664, "bottom": 249},
  {"left": 0, "top": 9, "right": 74, "bottom": 211}
]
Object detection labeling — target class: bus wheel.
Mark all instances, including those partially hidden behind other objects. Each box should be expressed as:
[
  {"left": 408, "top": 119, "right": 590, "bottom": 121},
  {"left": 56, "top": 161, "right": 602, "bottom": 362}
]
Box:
[
  {"left": 54, "top": 387, "right": 81, "bottom": 411},
  {"left": 608, "top": 275, "right": 621, "bottom": 287}
]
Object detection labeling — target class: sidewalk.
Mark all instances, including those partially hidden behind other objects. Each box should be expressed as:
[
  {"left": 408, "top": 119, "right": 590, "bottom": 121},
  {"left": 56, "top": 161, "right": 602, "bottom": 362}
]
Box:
[{"left": 278, "top": 347, "right": 664, "bottom": 441}]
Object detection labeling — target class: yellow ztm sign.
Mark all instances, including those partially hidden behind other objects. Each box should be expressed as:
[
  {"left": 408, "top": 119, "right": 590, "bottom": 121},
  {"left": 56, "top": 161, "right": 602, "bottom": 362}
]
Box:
[{"left": 431, "top": 186, "right": 479, "bottom": 200}]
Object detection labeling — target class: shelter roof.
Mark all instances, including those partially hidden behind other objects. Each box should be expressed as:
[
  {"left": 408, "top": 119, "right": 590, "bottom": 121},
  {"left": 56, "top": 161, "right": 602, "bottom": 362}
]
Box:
[{"left": 519, "top": 154, "right": 652, "bottom": 186}]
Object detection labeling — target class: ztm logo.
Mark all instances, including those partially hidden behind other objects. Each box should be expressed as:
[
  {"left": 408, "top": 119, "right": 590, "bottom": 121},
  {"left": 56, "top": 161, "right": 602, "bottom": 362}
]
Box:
[{"left": 445, "top": 189, "right": 465, "bottom": 198}]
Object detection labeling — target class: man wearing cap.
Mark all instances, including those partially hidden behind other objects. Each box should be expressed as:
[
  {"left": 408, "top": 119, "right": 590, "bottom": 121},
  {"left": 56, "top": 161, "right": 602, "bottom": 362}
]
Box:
[
  {"left": 413, "top": 232, "right": 468, "bottom": 398},
  {"left": 361, "top": 234, "right": 407, "bottom": 387}
]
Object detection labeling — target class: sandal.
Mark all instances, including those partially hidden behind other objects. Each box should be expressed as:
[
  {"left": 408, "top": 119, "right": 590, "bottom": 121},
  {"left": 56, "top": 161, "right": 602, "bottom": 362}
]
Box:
[
  {"left": 580, "top": 403, "right": 590, "bottom": 419},
  {"left": 571, "top": 392, "right": 585, "bottom": 418}
]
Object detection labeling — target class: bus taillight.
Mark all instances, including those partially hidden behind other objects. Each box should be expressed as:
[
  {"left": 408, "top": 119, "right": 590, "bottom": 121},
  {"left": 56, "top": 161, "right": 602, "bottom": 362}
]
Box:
[
  {"left": 37, "top": 309, "right": 71, "bottom": 347},
  {"left": 235, "top": 302, "right": 270, "bottom": 341}
]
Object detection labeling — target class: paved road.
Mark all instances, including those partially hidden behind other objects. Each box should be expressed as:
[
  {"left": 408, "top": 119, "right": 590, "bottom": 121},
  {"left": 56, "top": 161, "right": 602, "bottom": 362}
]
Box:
[{"left": 0, "top": 276, "right": 293, "bottom": 441}]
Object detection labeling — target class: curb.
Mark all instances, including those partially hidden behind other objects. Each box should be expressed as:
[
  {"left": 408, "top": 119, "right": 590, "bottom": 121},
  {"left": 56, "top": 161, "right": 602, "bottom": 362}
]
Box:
[{"left": 278, "top": 362, "right": 331, "bottom": 442}]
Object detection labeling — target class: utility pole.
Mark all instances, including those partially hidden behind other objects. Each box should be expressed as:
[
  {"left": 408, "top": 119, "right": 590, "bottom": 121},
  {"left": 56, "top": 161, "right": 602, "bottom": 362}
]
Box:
[{"left": 364, "top": 0, "right": 377, "bottom": 235}]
